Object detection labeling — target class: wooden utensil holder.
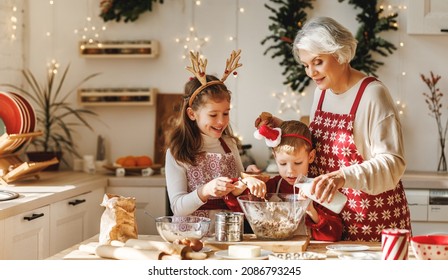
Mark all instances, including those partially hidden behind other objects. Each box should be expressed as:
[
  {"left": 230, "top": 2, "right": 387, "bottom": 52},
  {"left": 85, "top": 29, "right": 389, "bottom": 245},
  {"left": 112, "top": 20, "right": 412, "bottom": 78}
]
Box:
[{"left": 0, "top": 131, "right": 59, "bottom": 185}]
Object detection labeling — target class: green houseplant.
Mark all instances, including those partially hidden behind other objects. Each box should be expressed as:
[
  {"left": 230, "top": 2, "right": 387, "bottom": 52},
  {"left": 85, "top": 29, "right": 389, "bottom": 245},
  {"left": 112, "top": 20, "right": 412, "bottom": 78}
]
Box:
[{"left": 1, "top": 63, "right": 100, "bottom": 168}]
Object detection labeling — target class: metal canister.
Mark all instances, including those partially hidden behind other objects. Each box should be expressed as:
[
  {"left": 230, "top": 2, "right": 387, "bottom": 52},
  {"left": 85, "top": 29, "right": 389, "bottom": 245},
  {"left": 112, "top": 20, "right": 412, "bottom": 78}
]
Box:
[{"left": 215, "top": 212, "right": 244, "bottom": 242}]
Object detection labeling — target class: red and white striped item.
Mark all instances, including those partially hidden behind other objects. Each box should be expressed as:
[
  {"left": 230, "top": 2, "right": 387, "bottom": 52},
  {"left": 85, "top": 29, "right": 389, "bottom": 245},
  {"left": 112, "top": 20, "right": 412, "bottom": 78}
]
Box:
[{"left": 381, "top": 228, "right": 410, "bottom": 260}]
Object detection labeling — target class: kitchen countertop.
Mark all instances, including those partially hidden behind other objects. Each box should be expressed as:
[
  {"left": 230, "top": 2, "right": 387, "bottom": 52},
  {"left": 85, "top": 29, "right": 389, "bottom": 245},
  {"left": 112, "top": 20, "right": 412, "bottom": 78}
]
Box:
[
  {"left": 1, "top": 169, "right": 446, "bottom": 220},
  {"left": 47, "top": 234, "right": 418, "bottom": 260}
]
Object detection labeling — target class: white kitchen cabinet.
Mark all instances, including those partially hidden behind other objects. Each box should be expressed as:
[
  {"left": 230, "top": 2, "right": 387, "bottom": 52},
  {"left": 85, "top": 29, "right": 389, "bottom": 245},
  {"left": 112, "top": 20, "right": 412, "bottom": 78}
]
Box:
[
  {"left": 49, "top": 187, "right": 105, "bottom": 256},
  {"left": 408, "top": 0, "right": 448, "bottom": 34},
  {"left": 0, "top": 219, "right": 4, "bottom": 259},
  {"left": 106, "top": 185, "right": 168, "bottom": 235},
  {"left": 4, "top": 205, "right": 50, "bottom": 260}
]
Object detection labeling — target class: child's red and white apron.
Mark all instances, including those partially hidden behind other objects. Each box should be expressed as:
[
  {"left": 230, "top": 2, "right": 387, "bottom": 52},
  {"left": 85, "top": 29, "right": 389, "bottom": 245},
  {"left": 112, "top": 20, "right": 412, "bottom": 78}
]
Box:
[
  {"left": 309, "top": 77, "right": 411, "bottom": 241},
  {"left": 186, "top": 138, "right": 239, "bottom": 231}
]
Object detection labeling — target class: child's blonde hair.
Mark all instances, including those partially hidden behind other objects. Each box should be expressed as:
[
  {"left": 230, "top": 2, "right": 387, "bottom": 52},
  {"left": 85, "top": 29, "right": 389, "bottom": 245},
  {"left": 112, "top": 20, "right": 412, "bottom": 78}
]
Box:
[{"left": 272, "top": 120, "right": 313, "bottom": 155}]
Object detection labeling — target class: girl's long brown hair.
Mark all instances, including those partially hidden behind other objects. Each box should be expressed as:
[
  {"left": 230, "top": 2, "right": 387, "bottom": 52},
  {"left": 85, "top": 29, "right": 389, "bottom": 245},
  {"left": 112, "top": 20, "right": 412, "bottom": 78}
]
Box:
[{"left": 165, "top": 75, "right": 241, "bottom": 166}]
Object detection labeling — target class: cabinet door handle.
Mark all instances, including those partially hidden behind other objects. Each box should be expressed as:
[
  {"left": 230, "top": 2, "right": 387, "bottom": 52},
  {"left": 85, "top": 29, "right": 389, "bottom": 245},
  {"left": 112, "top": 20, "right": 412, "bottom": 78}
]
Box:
[
  {"left": 23, "top": 213, "right": 45, "bottom": 221},
  {"left": 68, "top": 199, "right": 86, "bottom": 206}
]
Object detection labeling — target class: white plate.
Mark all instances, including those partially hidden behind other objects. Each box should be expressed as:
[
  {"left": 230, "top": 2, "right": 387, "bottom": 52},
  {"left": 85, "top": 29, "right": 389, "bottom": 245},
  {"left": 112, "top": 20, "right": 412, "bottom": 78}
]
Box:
[
  {"left": 326, "top": 244, "right": 370, "bottom": 252},
  {"left": 338, "top": 252, "right": 382, "bottom": 260},
  {"left": 214, "top": 249, "right": 272, "bottom": 260},
  {"left": 200, "top": 247, "right": 212, "bottom": 253},
  {"left": 269, "top": 251, "right": 327, "bottom": 260},
  {"left": 0, "top": 190, "right": 19, "bottom": 201}
]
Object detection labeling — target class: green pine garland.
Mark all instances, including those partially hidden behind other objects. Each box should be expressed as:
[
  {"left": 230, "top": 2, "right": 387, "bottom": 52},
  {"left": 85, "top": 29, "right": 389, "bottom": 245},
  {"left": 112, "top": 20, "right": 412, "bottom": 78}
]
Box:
[
  {"left": 261, "top": 0, "right": 314, "bottom": 92},
  {"left": 262, "top": 0, "right": 398, "bottom": 92},
  {"left": 99, "top": 0, "right": 164, "bottom": 23}
]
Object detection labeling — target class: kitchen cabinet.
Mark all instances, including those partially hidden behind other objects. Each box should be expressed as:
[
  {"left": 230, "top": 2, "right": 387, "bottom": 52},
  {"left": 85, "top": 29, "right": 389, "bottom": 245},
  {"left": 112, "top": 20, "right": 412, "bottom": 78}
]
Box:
[
  {"left": 49, "top": 187, "right": 105, "bottom": 256},
  {"left": 107, "top": 178, "right": 168, "bottom": 235},
  {"left": 0, "top": 219, "right": 4, "bottom": 259},
  {"left": 3, "top": 205, "right": 50, "bottom": 260},
  {"left": 407, "top": 0, "right": 448, "bottom": 34}
]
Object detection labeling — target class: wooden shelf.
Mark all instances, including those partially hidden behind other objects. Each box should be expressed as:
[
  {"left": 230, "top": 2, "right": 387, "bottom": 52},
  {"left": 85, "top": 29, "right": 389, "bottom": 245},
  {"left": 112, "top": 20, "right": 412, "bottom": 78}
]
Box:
[
  {"left": 78, "top": 88, "right": 157, "bottom": 106},
  {"left": 79, "top": 40, "right": 159, "bottom": 58}
]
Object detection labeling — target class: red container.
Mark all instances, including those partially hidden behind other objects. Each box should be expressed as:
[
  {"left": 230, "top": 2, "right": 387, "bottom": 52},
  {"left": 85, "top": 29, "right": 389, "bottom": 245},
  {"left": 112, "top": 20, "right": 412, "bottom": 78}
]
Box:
[{"left": 381, "top": 228, "right": 410, "bottom": 260}]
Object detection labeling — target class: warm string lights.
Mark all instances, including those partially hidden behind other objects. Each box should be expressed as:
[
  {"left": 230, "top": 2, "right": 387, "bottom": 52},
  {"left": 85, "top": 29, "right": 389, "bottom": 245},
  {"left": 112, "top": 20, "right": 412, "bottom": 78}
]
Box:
[
  {"left": 76, "top": 0, "right": 107, "bottom": 50},
  {"left": 175, "top": 0, "right": 209, "bottom": 59},
  {"left": 0, "top": 1, "right": 20, "bottom": 42},
  {"left": 231, "top": 0, "right": 244, "bottom": 142},
  {"left": 380, "top": 1, "right": 407, "bottom": 115},
  {"left": 272, "top": 85, "right": 305, "bottom": 116},
  {"left": 0, "top": 0, "right": 24, "bottom": 86}
]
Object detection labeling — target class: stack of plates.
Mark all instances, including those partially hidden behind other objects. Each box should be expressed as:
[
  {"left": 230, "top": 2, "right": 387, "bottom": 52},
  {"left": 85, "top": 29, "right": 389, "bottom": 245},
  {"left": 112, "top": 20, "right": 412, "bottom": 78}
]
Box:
[{"left": 0, "top": 91, "right": 36, "bottom": 153}]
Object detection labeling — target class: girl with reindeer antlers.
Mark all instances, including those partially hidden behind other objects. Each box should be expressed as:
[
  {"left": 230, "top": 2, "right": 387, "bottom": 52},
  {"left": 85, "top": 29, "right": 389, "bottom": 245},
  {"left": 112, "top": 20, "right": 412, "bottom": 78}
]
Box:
[{"left": 164, "top": 50, "right": 266, "bottom": 233}]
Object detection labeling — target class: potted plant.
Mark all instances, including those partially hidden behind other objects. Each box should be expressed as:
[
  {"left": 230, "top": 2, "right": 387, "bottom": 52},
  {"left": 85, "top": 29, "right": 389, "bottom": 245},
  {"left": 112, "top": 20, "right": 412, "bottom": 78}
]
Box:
[{"left": 1, "top": 62, "right": 100, "bottom": 169}]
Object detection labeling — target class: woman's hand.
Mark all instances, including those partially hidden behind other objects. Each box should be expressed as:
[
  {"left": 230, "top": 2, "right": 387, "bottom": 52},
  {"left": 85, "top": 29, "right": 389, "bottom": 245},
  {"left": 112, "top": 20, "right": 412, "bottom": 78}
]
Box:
[
  {"left": 311, "top": 170, "right": 345, "bottom": 203},
  {"left": 240, "top": 177, "right": 266, "bottom": 198},
  {"left": 199, "top": 177, "right": 236, "bottom": 201}
]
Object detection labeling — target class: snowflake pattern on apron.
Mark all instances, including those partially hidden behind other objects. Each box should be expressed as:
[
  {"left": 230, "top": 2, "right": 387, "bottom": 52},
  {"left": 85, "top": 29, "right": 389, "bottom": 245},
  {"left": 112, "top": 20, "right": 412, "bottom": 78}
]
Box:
[
  {"left": 308, "top": 77, "right": 411, "bottom": 241},
  {"left": 186, "top": 138, "right": 239, "bottom": 219}
]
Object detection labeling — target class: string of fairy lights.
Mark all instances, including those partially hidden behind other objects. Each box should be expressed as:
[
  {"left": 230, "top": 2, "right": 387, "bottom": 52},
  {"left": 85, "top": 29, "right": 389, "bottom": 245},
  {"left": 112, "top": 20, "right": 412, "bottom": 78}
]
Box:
[
  {"left": 175, "top": 0, "right": 246, "bottom": 141},
  {"left": 379, "top": 0, "right": 408, "bottom": 116},
  {"left": 38, "top": 0, "right": 407, "bottom": 122},
  {"left": 0, "top": 0, "right": 24, "bottom": 86}
]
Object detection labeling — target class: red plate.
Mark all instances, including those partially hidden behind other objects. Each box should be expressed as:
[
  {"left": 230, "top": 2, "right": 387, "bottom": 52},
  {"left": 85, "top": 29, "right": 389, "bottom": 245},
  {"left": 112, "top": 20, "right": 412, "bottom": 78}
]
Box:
[
  {"left": 0, "top": 91, "right": 23, "bottom": 134},
  {"left": 7, "top": 93, "right": 30, "bottom": 152},
  {"left": 9, "top": 92, "right": 36, "bottom": 133},
  {"left": 9, "top": 93, "right": 29, "bottom": 134}
]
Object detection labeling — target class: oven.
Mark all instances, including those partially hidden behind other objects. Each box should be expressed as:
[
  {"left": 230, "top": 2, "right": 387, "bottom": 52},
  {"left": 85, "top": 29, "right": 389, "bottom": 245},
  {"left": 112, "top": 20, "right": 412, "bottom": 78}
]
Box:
[{"left": 405, "top": 189, "right": 448, "bottom": 235}]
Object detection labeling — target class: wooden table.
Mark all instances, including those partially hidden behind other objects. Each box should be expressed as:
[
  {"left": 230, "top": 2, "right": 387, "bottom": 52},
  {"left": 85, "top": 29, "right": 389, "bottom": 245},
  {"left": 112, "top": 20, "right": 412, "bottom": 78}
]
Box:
[{"left": 47, "top": 234, "right": 417, "bottom": 260}]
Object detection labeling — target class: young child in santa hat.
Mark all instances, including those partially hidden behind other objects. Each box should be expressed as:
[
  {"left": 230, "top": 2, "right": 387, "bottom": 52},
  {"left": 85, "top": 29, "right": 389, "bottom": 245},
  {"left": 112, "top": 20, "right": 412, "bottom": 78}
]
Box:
[{"left": 226, "top": 118, "right": 343, "bottom": 241}]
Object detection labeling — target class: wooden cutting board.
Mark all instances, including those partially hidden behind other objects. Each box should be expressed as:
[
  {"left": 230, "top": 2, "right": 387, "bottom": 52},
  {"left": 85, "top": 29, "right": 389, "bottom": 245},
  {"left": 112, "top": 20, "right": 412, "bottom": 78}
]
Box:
[{"left": 204, "top": 234, "right": 310, "bottom": 253}]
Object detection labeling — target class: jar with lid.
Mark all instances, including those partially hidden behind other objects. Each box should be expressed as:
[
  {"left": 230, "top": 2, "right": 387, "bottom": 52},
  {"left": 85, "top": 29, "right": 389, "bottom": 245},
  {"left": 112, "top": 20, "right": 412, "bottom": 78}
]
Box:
[{"left": 215, "top": 212, "right": 244, "bottom": 242}]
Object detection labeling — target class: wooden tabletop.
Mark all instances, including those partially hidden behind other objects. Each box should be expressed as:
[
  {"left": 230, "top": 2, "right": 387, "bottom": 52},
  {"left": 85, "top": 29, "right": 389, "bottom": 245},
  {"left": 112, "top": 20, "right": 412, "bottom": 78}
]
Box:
[{"left": 47, "top": 234, "right": 417, "bottom": 260}]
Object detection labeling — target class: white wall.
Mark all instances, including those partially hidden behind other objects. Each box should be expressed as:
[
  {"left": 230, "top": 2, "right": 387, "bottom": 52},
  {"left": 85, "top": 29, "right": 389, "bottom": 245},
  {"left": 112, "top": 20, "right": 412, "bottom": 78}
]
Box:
[{"left": 14, "top": 0, "right": 448, "bottom": 172}]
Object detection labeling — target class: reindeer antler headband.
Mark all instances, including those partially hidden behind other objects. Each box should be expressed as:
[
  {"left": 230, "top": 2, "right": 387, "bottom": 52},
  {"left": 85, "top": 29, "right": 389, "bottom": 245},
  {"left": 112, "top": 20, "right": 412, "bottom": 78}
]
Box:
[{"left": 186, "top": 49, "right": 242, "bottom": 107}]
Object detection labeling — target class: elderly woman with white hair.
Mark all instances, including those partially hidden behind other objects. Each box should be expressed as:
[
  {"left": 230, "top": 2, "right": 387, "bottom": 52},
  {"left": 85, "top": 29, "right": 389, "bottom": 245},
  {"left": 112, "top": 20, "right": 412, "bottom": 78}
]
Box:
[
  {"left": 296, "top": 16, "right": 412, "bottom": 241},
  {"left": 257, "top": 16, "right": 411, "bottom": 241}
]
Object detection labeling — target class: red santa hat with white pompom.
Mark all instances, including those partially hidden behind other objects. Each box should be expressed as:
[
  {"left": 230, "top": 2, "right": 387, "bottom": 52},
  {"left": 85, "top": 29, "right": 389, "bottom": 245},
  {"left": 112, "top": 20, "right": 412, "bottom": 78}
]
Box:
[{"left": 254, "top": 124, "right": 282, "bottom": 147}]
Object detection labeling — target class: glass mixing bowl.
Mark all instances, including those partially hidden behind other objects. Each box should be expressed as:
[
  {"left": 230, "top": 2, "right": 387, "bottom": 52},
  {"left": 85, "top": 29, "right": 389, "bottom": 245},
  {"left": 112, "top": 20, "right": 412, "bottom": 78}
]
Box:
[
  {"left": 237, "top": 193, "right": 311, "bottom": 240},
  {"left": 155, "top": 216, "right": 211, "bottom": 242}
]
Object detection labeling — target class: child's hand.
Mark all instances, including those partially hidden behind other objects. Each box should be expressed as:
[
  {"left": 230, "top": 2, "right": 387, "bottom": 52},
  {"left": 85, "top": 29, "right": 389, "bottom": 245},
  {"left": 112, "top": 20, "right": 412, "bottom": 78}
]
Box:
[
  {"left": 203, "top": 177, "right": 236, "bottom": 198},
  {"left": 298, "top": 189, "right": 319, "bottom": 224},
  {"left": 240, "top": 177, "right": 266, "bottom": 198},
  {"left": 305, "top": 201, "right": 319, "bottom": 223}
]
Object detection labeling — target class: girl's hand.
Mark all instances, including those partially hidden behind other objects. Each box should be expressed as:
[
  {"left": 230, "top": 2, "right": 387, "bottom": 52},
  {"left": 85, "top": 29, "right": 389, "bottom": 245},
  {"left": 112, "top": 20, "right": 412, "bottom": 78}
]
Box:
[
  {"left": 201, "top": 177, "right": 236, "bottom": 199},
  {"left": 240, "top": 177, "right": 266, "bottom": 198},
  {"left": 311, "top": 170, "right": 345, "bottom": 203}
]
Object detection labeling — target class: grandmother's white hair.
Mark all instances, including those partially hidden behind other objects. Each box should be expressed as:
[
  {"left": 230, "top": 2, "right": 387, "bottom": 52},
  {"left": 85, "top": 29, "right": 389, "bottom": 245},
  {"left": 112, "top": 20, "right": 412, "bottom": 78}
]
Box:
[{"left": 293, "top": 17, "right": 357, "bottom": 64}]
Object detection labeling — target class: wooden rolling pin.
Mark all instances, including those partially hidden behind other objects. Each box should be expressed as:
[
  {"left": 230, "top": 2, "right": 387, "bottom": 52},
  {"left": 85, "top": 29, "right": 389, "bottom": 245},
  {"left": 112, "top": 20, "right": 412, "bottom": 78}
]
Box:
[
  {"left": 96, "top": 243, "right": 207, "bottom": 260},
  {"left": 96, "top": 245, "right": 174, "bottom": 260}
]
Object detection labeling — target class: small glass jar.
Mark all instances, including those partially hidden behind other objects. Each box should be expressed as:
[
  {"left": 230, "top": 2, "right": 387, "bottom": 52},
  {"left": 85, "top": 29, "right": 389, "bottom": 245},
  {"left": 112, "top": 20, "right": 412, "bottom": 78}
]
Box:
[{"left": 215, "top": 212, "right": 244, "bottom": 242}]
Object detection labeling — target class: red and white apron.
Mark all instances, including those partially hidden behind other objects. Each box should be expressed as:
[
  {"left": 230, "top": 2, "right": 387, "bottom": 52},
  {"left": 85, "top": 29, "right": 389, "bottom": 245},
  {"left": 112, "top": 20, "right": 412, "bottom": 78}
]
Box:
[
  {"left": 186, "top": 138, "right": 239, "bottom": 225},
  {"left": 309, "top": 77, "right": 411, "bottom": 241}
]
